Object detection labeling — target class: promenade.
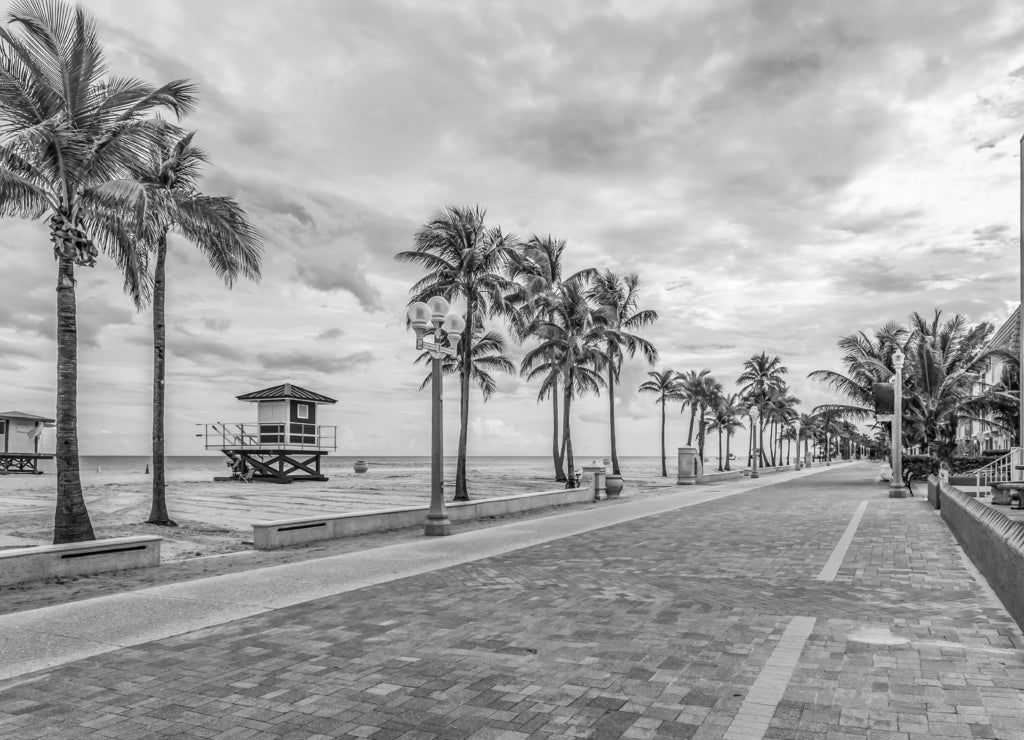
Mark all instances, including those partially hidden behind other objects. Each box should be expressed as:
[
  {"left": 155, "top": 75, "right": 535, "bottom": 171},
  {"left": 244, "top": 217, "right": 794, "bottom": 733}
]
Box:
[{"left": 1, "top": 463, "right": 1023, "bottom": 739}]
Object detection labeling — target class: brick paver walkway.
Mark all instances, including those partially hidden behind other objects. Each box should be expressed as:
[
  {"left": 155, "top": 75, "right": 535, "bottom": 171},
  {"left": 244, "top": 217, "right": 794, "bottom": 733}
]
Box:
[{"left": 2, "top": 464, "right": 1023, "bottom": 739}]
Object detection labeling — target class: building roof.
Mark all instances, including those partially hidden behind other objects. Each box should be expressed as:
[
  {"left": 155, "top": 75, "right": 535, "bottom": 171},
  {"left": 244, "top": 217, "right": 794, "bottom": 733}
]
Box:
[
  {"left": 0, "top": 411, "right": 55, "bottom": 423},
  {"left": 985, "top": 305, "right": 1021, "bottom": 357},
  {"left": 235, "top": 383, "right": 337, "bottom": 404}
]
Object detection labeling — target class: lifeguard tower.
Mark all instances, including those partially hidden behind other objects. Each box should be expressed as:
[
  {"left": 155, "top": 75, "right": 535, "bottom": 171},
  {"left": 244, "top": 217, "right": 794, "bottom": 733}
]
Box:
[
  {"left": 197, "top": 383, "right": 338, "bottom": 483},
  {"left": 0, "top": 411, "right": 54, "bottom": 474}
]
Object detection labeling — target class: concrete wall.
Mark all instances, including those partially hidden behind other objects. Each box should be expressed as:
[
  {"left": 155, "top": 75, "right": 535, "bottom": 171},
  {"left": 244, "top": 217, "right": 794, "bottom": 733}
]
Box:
[
  {"left": 940, "top": 484, "right": 1024, "bottom": 631},
  {"left": 0, "top": 536, "right": 162, "bottom": 586},
  {"left": 253, "top": 484, "right": 597, "bottom": 549}
]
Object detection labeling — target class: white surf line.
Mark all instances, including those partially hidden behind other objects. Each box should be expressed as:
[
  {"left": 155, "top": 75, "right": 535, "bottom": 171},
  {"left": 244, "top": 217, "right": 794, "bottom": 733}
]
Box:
[
  {"left": 723, "top": 616, "right": 816, "bottom": 740},
  {"left": 816, "top": 500, "right": 869, "bottom": 582}
]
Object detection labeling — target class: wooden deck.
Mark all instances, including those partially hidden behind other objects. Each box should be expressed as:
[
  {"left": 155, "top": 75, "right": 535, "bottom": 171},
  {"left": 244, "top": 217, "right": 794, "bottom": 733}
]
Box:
[
  {"left": 219, "top": 449, "right": 329, "bottom": 484},
  {"left": 0, "top": 452, "right": 53, "bottom": 474}
]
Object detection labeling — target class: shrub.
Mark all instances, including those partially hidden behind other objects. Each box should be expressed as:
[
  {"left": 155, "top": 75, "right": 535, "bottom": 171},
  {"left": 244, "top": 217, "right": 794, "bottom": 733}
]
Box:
[{"left": 901, "top": 455, "right": 996, "bottom": 480}]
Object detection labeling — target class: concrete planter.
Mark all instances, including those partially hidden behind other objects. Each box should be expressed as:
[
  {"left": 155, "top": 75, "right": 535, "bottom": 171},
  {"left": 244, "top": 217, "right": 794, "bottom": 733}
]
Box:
[{"left": 605, "top": 474, "right": 624, "bottom": 498}]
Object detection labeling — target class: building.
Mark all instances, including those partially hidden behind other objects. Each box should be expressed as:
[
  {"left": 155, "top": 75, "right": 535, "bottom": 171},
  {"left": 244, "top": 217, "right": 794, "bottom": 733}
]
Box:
[
  {"left": 955, "top": 306, "right": 1019, "bottom": 455},
  {"left": 0, "top": 410, "right": 54, "bottom": 474}
]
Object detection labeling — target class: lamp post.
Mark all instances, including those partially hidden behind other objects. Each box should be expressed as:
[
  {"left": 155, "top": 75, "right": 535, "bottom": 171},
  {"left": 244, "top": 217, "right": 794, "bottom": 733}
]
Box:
[
  {"left": 793, "top": 420, "right": 801, "bottom": 470},
  {"left": 407, "top": 296, "right": 465, "bottom": 536},
  {"left": 749, "top": 405, "right": 760, "bottom": 479},
  {"left": 889, "top": 347, "right": 906, "bottom": 498}
]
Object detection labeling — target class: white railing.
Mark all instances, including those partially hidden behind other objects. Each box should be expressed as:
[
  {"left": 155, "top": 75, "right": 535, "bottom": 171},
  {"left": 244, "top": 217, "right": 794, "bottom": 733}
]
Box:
[
  {"left": 968, "top": 447, "right": 1023, "bottom": 490},
  {"left": 196, "top": 423, "right": 337, "bottom": 451}
]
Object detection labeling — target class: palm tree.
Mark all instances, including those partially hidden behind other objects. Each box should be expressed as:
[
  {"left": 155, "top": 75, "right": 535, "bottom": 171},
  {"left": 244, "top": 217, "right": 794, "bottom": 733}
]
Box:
[
  {"left": 692, "top": 373, "right": 723, "bottom": 467},
  {"left": 737, "top": 352, "right": 788, "bottom": 466},
  {"left": 396, "top": 205, "right": 518, "bottom": 500},
  {"left": 130, "top": 129, "right": 263, "bottom": 526},
  {"left": 521, "top": 281, "right": 607, "bottom": 484},
  {"left": 507, "top": 236, "right": 594, "bottom": 482},
  {"left": 0, "top": 0, "right": 196, "bottom": 543},
  {"left": 587, "top": 270, "right": 658, "bottom": 475},
  {"left": 716, "top": 394, "right": 745, "bottom": 471},
  {"left": 638, "top": 369, "right": 682, "bottom": 476},
  {"left": 678, "top": 369, "right": 711, "bottom": 446}
]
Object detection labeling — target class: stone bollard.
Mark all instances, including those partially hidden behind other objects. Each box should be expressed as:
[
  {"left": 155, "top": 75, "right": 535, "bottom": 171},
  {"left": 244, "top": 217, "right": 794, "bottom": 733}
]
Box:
[{"left": 677, "top": 447, "right": 699, "bottom": 485}]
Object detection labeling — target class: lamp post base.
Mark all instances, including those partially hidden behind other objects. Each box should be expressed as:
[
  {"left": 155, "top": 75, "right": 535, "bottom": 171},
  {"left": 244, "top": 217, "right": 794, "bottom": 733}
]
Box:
[
  {"left": 424, "top": 515, "right": 451, "bottom": 536},
  {"left": 888, "top": 483, "right": 907, "bottom": 499}
]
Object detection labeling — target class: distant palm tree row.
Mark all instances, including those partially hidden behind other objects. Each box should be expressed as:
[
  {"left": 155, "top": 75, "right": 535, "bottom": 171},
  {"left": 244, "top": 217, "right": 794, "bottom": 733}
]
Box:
[
  {"left": 809, "top": 309, "right": 1017, "bottom": 462},
  {"left": 639, "top": 353, "right": 880, "bottom": 478},
  {"left": 397, "top": 206, "right": 658, "bottom": 498},
  {"left": 0, "top": 1, "right": 263, "bottom": 542}
]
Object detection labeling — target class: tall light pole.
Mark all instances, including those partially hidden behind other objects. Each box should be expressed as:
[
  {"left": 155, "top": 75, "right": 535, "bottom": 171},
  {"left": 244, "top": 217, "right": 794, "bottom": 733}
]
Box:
[
  {"left": 1019, "top": 134, "right": 1023, "bottom": 454},
  {"left": 407, "top": 296, "right": 465, "bottom": 536},
  {"left": 793, "top": 420, "right": 801, "bottom": 470},
  {"left": 749, "top": 405, "right": 760, "bottom": 479},
  {"left": 889, "top": 347, "right": 906, "bottom": 498}
]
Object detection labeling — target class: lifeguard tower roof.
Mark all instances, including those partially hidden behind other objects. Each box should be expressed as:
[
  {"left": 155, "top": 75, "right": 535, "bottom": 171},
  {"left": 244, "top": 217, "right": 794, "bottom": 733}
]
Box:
[
  {"left": 0, "top": 411, "right": 55, "bottom": 424},
  {"left": 235, "top": 384, "right": 337, "bottom": 404}
]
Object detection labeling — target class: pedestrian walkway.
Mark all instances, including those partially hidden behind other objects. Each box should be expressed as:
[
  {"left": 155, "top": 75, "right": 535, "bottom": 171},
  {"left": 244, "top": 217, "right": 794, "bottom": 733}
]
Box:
[{"left": 2, "top": 463, "right": 1023, "bottom": 739}]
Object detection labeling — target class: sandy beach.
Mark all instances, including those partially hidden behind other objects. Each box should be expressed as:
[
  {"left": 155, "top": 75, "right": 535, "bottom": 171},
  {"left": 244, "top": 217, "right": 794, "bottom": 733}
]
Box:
[{"left": 0, "top": 455, "right": 681, "bottom": 614}]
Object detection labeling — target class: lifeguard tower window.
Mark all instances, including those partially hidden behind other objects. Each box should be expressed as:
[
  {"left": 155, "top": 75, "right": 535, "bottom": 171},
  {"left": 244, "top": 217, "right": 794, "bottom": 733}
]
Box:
[
  {"left": 297, "top": 404, "right": 309, "bottom": 420},
  {"left": 873, "top": 383, "right": 894, "bottom": 415}
]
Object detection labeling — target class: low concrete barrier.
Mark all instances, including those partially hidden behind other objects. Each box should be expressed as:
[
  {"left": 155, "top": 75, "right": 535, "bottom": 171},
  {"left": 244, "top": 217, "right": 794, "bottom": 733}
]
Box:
[
  {"left": 253, "top": 484, "right": 597, "bottom": 550},
  {"left": 0, "top": 535, "right": 162, "bottom": 586},
  {"left": 941, "top": 484, "right": 1024, "bottom": 631}
]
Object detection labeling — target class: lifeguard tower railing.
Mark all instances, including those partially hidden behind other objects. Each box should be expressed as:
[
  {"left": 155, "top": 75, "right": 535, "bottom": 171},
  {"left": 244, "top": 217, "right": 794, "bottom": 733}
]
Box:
[{"left": 197, "top": 423, "right": 337, "bottom": 451}]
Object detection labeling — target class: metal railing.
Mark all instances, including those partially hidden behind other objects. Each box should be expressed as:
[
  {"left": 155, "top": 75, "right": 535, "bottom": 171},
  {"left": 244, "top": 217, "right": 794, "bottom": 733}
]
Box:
[
  {"left": 968, "top": 447, "right": 1022, "bottom": 491},
  {"left": 197, "top": 423, "right": 337, "bottom": 451}
]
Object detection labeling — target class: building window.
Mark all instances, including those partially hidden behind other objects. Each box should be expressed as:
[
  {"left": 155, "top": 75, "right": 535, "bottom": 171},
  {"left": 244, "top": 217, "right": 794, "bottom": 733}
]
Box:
[{"left": 297, "top": 404, "right": 309, "bottom": 420}]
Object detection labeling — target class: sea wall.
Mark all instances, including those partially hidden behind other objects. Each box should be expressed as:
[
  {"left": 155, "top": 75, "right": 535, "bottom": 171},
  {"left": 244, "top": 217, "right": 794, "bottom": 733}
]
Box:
[
  {"left": 253, "top": 483, "right": 596, "bottom": 549},
  {"left": 940, "top": 483, "right": 1024, "bottom": 631}
]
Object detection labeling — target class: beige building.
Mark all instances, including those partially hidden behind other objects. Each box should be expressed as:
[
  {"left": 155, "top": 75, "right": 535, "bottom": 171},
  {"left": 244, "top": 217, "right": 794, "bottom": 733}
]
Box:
[{"left": 955, "top": 306, "right": 1019, "bottom": 455}]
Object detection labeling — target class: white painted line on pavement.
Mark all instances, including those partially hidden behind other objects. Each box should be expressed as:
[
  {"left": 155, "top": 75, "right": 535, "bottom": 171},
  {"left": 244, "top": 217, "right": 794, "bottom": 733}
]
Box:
[
  {"left": 816, "top": 500, "right": 869, "bottom": 582},
  {"left": 723, "top": 616, "right": 816, "bottom": 740}
]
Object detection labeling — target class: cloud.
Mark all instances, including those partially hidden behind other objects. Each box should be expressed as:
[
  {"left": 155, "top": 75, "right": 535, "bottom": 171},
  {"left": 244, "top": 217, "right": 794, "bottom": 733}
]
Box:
[{"left": 256, "top": 350, "right": 375, "bottom": 374}]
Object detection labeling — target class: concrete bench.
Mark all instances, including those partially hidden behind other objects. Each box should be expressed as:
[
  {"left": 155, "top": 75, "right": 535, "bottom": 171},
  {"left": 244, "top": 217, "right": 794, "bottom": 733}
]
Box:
[
  {"left": 990, "top": 481, "right": 1024, "bottom": 508},
  {"left": 0, "top": 535, "right": 162, "bottom": 586}
]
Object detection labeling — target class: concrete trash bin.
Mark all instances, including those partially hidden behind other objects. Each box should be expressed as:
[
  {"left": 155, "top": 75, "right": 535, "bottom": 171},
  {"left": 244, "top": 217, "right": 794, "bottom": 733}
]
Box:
[{"left": 677, "top": 447, "right": 699, "bottom": 485}]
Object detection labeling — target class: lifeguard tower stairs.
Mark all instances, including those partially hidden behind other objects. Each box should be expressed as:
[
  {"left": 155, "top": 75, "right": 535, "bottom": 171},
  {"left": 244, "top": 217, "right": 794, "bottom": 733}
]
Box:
[{"left": 198, "top": 384, "right": 337, "bottom": 483}]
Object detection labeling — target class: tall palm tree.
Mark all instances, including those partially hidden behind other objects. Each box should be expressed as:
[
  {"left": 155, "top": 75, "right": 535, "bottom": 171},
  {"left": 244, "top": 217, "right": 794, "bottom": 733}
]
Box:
[
  {"left": 507, "top": 236, "right": 594, "bottom": 482},
  {"left": 0, "top": 0, "right": 195, "bottom": 543},
  {"left": 521, "top": 281, "right": 607, "bottom": 484},
  {"left": 396, "top": 205, "right": 518, "bottom": 500},
  {"left": 737, "top": 352, "right": 788, "bottom": 467},
  {"left": 638, "top": 369, "right": 682, "bottom": 476},
  {"left": 678, "top": 369, "right": 710, "bottom": 446},
  {"left": 715, "top": 393, "right": 745, "bottom": 471},
  {"left": 692, "top": 373, "right": 723, "bottom": 467},
  {"left": 587, "top": 270, "right": 658, "bottom": 475},
  {"left": 130, "top": 129, "right": 262, "bottom": 526}
]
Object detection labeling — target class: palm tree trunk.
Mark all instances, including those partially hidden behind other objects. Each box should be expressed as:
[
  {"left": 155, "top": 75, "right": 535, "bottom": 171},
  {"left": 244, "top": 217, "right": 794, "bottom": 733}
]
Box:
[
  {"left": 454, "top": 301, "right": 474, "bottom": 501},
  {"left": 608, "top": 361, "right": 620, "bottom": 475},
  {"left": 659, "top": 397, "right": 667, "bottom": 477},
  {"left": 697, "top": 405, "right": 706, "bottom": 463},
  {"left": 562, "top": 380, "right": 574, "bottom": 486},
  {"left": 686, "top": 404, "right": 695, "bottom": 446},
  {"left": 53, "top": 255, "right": 95, "bottom": 544},
  {"left": 717, "top": 428, "right": 723, "bottom": 471},
  {"left": 148, "top": 232, "right": 176, "bottom": 526},
  {"left": 552, "top": 385, "right": 566, "bottom": 481},
  {"left": 725, "top": 432, "right": 732, "bottom": 471}
]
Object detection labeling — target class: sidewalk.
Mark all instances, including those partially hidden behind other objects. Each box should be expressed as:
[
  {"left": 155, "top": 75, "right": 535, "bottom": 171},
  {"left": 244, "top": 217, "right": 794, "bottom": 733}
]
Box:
[{"left": 2, "top": 463, "right": 1023, "bottom": 739}]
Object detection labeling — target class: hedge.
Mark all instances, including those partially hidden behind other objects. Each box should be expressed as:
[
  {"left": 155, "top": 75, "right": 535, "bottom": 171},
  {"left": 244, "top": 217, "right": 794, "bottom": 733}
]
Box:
[{"left": 902, "top": 455, "right": 992, "bottom": 480}]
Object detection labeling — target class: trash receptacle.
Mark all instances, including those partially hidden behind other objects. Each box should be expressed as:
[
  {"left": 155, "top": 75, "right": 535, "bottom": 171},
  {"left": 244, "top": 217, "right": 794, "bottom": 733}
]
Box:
[{"left": 677, "top": 447, "right": 699, "bottom": 485}]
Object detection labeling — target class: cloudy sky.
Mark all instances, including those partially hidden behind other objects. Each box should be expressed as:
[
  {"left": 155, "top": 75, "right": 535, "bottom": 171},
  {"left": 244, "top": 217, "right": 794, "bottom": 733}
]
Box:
[{"left": 3, "top": 0, "right": 1024, "bottom": 461}]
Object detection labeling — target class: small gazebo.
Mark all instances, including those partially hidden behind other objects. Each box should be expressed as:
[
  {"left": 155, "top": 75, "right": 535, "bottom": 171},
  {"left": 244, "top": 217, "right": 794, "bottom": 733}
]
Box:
[
  {"left": 197, "top": 383, "right": 338, "bottom": 483},
  {"left": 0, "top": 411, "right": 54, "bottom": 474}
]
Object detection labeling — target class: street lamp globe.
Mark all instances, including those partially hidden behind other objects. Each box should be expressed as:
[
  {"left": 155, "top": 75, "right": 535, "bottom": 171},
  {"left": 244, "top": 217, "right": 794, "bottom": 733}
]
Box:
[{"left": 427, "top": 295, "right": 450, "bottom": 324}]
